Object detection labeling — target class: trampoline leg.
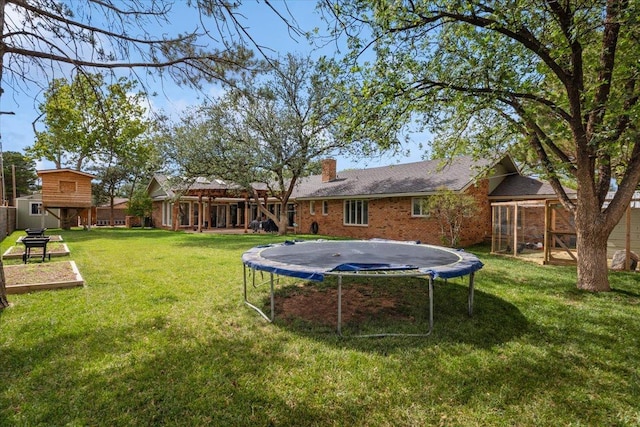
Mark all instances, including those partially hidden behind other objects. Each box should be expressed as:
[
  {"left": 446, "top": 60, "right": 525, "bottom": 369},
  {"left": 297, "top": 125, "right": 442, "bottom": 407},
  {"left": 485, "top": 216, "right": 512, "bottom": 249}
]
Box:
[
  {"left": 468, "top": 272, "right": 475, "bottom": 317},
  {"left": 243, "top": 266, "right": 275, "bottom": 323},
  {"left": 337, "top": 275, "right": 343, "bottom": 336},
  {"left": 243, "top": 265, "right": 248, "bottom": 301},
  {"left": 428, "top": 276, "right": 434, "bottom": 334},
  {"left": 270, "top": 273, "right": 275, "bottom": 321}
]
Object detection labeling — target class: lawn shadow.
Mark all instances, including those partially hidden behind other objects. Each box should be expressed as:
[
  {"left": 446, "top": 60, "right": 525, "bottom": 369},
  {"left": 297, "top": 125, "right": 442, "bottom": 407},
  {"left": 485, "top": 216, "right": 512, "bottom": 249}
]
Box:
[
  {"left": 0, "top": 316, "right": 381, "bottom": 425},
  {"left": 249, "top": 277, "right": 529, "bottom": 351},
  {"left": 611, "top": 288, "right": 640, "bottom": 298}
]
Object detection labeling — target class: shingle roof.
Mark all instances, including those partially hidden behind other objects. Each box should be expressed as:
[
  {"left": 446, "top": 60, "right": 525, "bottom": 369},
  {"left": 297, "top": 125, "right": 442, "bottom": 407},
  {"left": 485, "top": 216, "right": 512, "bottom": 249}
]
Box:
[
  {"left": 149, "top": 173, "right": 267, "bottom": 198},
  {"left": 97, "top": 197, "right": 129, "bottom": 208},
  {"left": 183, "top": 176, "right": 241, "bottom": 191},
  {"left": 292, "top": 156, "right": 495, "bottom": 199},
  {"left": 489, "top": 175, "right": 575, "bottom": 199}
]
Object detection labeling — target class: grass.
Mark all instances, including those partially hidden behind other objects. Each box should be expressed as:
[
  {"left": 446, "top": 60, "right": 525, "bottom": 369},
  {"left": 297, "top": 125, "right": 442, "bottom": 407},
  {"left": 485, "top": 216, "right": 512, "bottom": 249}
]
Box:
[{"left": 1, "top": 228, "right": 639, "bottom": 426}]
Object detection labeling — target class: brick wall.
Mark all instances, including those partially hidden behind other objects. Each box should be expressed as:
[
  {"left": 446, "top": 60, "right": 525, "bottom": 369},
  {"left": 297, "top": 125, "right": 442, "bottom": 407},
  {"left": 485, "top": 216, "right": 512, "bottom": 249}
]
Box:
[
  {"left": 151, "top": 201, "right": 168, "bottom": 230},
  {"left": 297, "top": 181, "right": 492, "bottom": 247}
]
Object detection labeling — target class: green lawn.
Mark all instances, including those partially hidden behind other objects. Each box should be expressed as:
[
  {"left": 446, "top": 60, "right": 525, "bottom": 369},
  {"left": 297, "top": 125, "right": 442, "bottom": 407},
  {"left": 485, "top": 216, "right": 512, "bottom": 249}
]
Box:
[{"left": 1, "top": 228, "right": 639, "bottom": 426}]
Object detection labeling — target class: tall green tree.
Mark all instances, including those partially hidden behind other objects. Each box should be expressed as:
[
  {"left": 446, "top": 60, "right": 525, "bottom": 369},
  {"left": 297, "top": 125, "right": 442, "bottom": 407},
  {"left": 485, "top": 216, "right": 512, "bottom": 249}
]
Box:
[
  {"left": 2, "top": 151, "right": 37, "bottom": 203},
  {"left": 164, "top": 54, "right": 344, "bottom": 234},
  {"left": 323, "top": 0, "right": 640, "bottom": 292},
  {"left": 90, "top": 79, "right": 159, "bottom": 225},
  {"left": 29, "top": 74, "right": 107, "bottom": 170}
]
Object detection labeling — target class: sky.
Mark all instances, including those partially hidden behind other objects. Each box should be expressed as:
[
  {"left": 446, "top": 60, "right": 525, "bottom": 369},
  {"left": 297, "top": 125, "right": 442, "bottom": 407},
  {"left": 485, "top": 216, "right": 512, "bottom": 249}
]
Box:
[{"left": 0, "top": 1, "right": 430, "bottom": 172}]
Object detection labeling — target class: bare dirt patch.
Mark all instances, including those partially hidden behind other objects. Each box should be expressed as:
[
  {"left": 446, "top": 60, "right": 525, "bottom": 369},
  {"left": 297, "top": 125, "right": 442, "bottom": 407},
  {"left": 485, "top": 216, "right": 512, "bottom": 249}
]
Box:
[
  {"left": 274, "top": 283, "right": 414, "bottom": 327},
  {"left": 4, "top": 261, "right": 79, "bottom": 285}
]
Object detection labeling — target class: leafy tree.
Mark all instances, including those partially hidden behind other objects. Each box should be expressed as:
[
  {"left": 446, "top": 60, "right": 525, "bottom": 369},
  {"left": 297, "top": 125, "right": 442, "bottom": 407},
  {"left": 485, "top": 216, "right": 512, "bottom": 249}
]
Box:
[
  {"left": 425, "top": 189, "right": 479, "bottom": 248},
  {"left": 322, "top": 1, "right": 640, "bottom": 292},
  {"left": 1, "top": 151, "right": 37, "bottom": 203},
  {"left": 29, "top": 74, "right": 112, "bottom": 170},
  {"left": 164, "top": 54, "right": 344, "bottom": 234},
  {"left": 127, "top": 190, "right": 154, "bottom": 227},
  {"left": 89, "top": 79, "right": 159, "bottom": 225}
]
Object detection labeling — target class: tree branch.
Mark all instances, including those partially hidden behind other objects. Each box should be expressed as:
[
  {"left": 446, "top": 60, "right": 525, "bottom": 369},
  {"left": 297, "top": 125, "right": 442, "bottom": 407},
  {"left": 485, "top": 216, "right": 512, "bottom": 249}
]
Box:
[
  {"left": 88, "top": 0, "right": 170, "bottom": 16},
  {"left": 585, "top": 0, "right": 626, "bottom": 141},
  {"left": 390, "top": 6, "right": 572, "bottom": 88},
  {"left": 413, "top": 79, "right": 573, "bottom": 123},
  {"left": 9, "top": 0, "right": 197, "bottom": 46},
  {"left": 6, "top": 45, "right": 244, "bottom": 73}
]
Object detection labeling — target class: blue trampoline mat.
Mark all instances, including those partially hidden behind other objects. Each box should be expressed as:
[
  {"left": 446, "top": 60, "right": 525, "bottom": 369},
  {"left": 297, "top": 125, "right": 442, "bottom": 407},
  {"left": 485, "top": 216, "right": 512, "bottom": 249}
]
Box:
[{"left": 242, "top": 239, "right": 483, "bottom": 281}]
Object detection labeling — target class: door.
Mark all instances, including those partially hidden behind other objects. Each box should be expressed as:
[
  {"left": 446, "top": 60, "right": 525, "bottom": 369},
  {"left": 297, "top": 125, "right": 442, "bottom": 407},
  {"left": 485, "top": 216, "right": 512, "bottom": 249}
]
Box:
[{"left": 216, "top": 205, "right": 227, "bottom": 228}]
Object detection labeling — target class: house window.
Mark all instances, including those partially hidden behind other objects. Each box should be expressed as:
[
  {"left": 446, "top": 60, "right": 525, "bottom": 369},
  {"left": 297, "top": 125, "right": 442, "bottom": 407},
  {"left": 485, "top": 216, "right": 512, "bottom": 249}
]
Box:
[
  {"left": 412, "top": 197, "right": 430, "bottom": 217},
  {"left": 29, "top": 202, "right": 47, "bottom": 216},
  {"left": 344, "top": 200, "right": 368, "bottom": 226},
  {"left": 287, "top": 203, "right": 296, "bottom": 227},
  {"left": 322, "top": 200, "right": 329, "bottom": 215},
  {"left": 179, "top": 202, "right": 191, "bottom": 226},
  {"left": 310, "top": 200, "right": 316, "bottom": 215},
  {"left": 162, "top": 202, "right": 173, "bottom": 226},
  {"left": 268, "top": 203, "right": 281, "bottom": 217}
]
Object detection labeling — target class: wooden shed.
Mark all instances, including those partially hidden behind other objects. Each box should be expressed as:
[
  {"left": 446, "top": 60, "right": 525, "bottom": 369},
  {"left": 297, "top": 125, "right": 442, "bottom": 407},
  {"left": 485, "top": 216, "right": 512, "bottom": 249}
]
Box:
[{"left": 37, "top": 169, "right": 95, "bottom": 229}]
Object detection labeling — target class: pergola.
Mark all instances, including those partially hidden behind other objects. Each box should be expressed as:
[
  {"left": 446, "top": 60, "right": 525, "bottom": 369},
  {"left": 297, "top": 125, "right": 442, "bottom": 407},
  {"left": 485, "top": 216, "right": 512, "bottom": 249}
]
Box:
[{"left": 181, "top": 187, "right": 269, "bottom": 233}]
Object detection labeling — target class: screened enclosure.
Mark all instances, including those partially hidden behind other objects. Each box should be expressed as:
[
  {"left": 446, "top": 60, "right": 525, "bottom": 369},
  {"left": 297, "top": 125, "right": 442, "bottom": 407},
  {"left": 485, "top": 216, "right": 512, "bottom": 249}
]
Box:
[
  {"left": 491, "top": 201, "right": 547, "bottom": 257},
  {"left": 492, "top": 195, "right": 639, "bottom": 269}
]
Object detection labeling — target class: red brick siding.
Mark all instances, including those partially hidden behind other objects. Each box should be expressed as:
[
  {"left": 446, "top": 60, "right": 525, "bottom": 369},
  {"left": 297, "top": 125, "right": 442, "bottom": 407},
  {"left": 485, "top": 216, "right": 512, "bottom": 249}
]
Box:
[
  {"left": 522, "top": 206, "right": 546, "bottom": 242},
  {"left": 297, "top": 181, "right": 492, "bottom": 247},
  {"left": 151, "top": 201, "right": 169, "bottom": 230}
]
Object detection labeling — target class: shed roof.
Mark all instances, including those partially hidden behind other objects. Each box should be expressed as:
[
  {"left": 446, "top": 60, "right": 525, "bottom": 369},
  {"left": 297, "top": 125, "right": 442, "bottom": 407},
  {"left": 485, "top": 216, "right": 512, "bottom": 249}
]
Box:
[
  {"left": 489, "top": 175, "right": 577, "bottom": 200},
  {"left": 37, "top": 168, "right": 96, "bottom": 179},
  {"left": 489, "top": 175, "right": 558, "bottom": 199}
]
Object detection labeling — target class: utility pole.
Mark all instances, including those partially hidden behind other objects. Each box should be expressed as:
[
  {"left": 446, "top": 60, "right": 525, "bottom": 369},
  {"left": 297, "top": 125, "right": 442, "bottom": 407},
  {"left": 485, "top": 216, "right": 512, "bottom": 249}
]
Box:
[
  {"left": 0, "top": 110, "right": 16, "bottom": 207},
  {"left": 11, "top": 164, "right": 16, "bottom": 206}
]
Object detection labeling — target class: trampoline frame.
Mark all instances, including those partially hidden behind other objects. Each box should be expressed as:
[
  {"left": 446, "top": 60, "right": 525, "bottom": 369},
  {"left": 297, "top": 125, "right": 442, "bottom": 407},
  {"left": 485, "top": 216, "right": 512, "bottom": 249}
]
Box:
[{"left": 242, "top": 240, "right": 481, "bottom": 337}]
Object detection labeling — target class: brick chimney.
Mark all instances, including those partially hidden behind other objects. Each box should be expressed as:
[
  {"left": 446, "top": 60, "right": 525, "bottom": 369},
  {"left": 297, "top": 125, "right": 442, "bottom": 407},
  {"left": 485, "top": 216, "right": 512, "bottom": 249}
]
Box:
[{"left": 321, "top": 158, "right": 337, "bottom": 182}]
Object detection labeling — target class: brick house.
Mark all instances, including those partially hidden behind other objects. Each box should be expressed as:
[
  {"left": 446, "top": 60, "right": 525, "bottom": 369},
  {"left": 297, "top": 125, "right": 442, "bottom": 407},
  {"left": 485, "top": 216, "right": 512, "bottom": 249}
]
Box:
[
  {"left": 291, "top": 155, "right": 559, "bottom": 246},
  {"left": 147, "top": 155, "right": 560, "bottom": 246}
]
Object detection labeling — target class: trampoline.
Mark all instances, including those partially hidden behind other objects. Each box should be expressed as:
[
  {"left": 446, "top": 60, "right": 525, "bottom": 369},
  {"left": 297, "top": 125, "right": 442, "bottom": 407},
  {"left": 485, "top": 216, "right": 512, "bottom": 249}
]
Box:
[{"left": 242, "top": 239, "right": 484, "bottom": 337}]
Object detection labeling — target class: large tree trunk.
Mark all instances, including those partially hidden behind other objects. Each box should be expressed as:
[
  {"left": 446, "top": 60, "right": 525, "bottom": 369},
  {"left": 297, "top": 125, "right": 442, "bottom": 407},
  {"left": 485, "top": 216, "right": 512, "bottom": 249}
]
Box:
[
  {"left": 277, "top": 216, "right": 288, "bottom": 236},
  {"left": 575, "top": 227, "right": 611, "bottom": 292},
  {"left": 574, "top": 196, "right": 615, "bottom": 292},
  {"left": 61, "top": 208, "right": 71, "bottom": 230},
  {"left": 0, "top": 259, "right": 9, "bottom": 309}
]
